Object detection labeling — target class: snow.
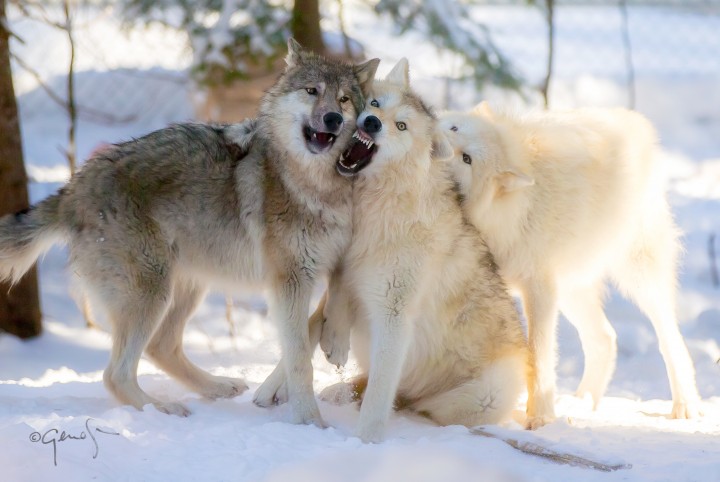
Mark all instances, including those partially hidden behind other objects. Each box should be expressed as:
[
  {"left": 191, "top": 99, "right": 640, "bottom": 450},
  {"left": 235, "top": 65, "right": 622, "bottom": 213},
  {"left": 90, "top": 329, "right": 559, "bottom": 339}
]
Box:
[{"left": 2, "top": 2, "right": 720, "bottom": 481}]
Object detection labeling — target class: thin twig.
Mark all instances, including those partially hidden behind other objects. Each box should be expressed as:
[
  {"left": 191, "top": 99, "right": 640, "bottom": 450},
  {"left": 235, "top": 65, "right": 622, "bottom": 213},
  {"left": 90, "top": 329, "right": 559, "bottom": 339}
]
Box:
[
  {"left": 11, "top": 52, "right": 67, "bottom": 106},
  {"left": 619, "top": 0, "right": 636, "bottom": 109},
  {"left": 540, "top": 0, "right": 555, "bottom": 109},
  {"left": 11, "top": 52, "right": 136, "bottom": 124},
  {"left": 470, "top": 427, "right": 632, "bottom": 472},
  {"left": 709, "top": 233, "right": 719, "bottom": 288},
  {"left": 63, "top": 0, "right": 77, "bottom": 174}
]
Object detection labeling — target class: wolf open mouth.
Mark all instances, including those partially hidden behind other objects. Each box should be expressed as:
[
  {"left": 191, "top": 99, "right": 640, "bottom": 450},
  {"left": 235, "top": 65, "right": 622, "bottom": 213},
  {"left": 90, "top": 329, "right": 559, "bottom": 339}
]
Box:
[
  {"left": 304, "top": 126, "right": 336, "bottom": 153},
  {"left": 336, "top": 130, "right": 377, "bottom": 177}
]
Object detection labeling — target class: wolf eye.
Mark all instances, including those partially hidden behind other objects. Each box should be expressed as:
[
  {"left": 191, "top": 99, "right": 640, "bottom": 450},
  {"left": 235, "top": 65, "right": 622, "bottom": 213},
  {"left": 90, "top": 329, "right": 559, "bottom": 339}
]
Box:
[
  {"left": 462, "top": 153, "right": 472, "bottom": 165},
  {"left": 396, "top": 122, "right": 407, "bottom": 131},
  {"left": 339, "top": 95, "right": 350, "bottom": 103},
  {"left": 306, "top": 87, "right": 317, "bottom": 95},
  {"left": 370, "top": 99, "right": 379, "bottom": 107}
]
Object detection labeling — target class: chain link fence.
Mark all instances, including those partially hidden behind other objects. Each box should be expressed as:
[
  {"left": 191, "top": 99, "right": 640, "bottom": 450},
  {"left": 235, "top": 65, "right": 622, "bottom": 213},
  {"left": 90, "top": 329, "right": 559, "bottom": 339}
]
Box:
[{"left": 9, "top": 0, "right": 720, "bottom": 168}]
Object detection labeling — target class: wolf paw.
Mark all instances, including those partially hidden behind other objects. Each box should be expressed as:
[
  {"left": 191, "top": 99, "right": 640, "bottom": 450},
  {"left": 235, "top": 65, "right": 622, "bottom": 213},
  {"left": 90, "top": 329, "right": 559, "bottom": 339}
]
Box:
[
  {"left": 153, "top": 401, "right": 191, "bottom": 417},
  {"left": 319, "top": 382, "right": 358, "bottom": 405},
  {"left": 525, "top": 414, "right": 554, "bottom": 430},
  {"left": 355, "top": 420, "right": 386, "bottom": 444},
  {"left": 671, "top": 400, "right": 703, "bottom": 419},
  {"left": 320, "top": 324, "right": 350, "bottom": 367},
  {"left": 253, "top": 378, "right": 288, "bottom": 407},
  {"left": 291, "top": 404, "right": 328, "bottom": 429},
  {"left": 202, "top": 376, "right": 249, "bottom": 400}
]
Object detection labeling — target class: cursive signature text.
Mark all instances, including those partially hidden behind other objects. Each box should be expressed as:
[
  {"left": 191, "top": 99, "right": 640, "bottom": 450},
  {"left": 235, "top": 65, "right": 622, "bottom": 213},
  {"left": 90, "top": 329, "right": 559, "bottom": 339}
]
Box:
[{"left": 29, "top": 418, "right": 120, "bottom": 466}]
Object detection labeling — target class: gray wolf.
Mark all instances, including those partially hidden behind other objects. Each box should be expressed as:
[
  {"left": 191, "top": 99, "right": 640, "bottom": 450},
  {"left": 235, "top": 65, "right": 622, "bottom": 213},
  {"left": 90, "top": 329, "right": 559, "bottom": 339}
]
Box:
[
  {"left": 0, "top": 39, "right": 379, "bottom": 427},
  {"left": 255, "top": 59, "right": 528, "bottom": 443},
  {"left": 441, "top": 103, "right": 702, "bottom": 428}
]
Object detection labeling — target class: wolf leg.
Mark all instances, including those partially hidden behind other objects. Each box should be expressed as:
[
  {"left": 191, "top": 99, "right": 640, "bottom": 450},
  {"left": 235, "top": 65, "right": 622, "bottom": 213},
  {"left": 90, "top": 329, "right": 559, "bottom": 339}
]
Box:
[
  {"left": 522, "top": 277, "right": 560, "bottom": 429},
  {"left": 101, "top": 281, "right": 190, "bottom": 416},
  {"left": 613, "top": 223, "right": 701, "bottom": 419},
  {"left": 355, "top": 302, "right": 412, "bottom": 443},
  {"left": 269, "top": 273, "right": 326, "bottom": 427},
  {"left": 146, "top": 279, "right": 248, "bottom": 400},
  {"left": 559, "top": 283, "right": 617, "bottom": 408},
  {"left": 411, "top": 354, "right": 526, "bottom": 427},
  {"left": 253, "top": 293, "right": 325, "bottom": 407}
]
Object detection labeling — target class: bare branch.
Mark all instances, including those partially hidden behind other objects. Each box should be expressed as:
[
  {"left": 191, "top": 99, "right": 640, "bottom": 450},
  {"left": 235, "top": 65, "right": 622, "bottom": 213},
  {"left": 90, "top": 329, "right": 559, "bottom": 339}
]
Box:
[
  {"left": 619, "top": 0, "right": 636, "bottom": 109},
  {"left": 470, "top": 427, "right": 632, "bottom": 472},
  {"left": 709, "top": 233, "right": 719, "bottom": 288},
  {"left": 10, "top": 51, "right": 67, "bottom": 107},
  {"left": 540, "top": 0, "right": 555, "bottom": 109}
]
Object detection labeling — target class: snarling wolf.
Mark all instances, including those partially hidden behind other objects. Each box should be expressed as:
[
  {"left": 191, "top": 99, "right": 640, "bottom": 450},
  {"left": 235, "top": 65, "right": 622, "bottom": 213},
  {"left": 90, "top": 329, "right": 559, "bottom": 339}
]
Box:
[
  {"left": 441, "top": 104, "right": 702, "bottom": 428},
  {"left": 0, "top": 39, "right": 379, "bottom": 426},
  {"left": 256, "top": 60, "right": 528, "bottom": 443}
]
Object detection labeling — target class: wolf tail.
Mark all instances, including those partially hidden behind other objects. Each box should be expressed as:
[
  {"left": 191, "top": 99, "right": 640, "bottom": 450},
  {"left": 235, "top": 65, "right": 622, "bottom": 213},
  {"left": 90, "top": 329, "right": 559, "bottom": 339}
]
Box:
[{"left": 0, "top": 192, "right": 66, "bottom": 285}]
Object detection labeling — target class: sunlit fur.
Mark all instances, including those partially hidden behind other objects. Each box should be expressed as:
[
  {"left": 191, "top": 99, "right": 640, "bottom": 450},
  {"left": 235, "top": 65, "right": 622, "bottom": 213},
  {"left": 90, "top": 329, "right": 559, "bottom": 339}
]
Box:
[
  {"left": 0, "top": 39, "right": 379, "bottom": 427},
  {"left": 254, "top": 60, "right": 528, "bottom": 443},
  {"left": 441, "top": 104, "right": 702, "bottom": 429}
]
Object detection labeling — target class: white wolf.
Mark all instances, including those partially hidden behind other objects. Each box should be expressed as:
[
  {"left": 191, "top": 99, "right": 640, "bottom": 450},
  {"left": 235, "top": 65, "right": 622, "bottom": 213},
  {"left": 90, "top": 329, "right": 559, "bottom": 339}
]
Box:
[
  {"left": 441, "top": 104, "right": 702, "bottom": 428},
  {"left": 255, "top": 60, "right": 528, "bottom": 443}
]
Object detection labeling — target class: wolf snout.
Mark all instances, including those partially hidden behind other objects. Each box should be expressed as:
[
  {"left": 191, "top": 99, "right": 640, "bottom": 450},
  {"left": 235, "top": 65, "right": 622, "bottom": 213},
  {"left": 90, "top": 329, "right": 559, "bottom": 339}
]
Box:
[
  {"left": 363, "top": 115, "right": 382, "bottom": 134},
  {"left": 323, "top": 112, "right": 344, "bottom": 132}
]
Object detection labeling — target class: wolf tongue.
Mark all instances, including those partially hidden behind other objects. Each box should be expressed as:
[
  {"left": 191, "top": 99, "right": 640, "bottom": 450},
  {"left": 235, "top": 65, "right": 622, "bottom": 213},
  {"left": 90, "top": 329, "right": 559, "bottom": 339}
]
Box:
[{"left": 315, "top": 132, "right": 333, "bottom": 145}]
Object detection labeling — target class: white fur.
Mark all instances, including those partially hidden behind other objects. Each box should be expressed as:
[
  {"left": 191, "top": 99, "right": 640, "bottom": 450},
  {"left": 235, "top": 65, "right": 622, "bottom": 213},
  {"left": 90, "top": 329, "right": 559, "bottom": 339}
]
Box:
[
  {"left": 441, "top": 104, "right": 702, "bottom": 428},
  {"left": 317, "top": 62, "right": 526, "bottom": 442}
]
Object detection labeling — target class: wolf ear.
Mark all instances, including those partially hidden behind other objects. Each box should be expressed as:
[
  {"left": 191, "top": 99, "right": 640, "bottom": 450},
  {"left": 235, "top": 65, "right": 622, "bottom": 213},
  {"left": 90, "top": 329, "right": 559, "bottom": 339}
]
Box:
[
  {"left": 354, "top": 58, "right": 380, "bottom": 97},
  {"left": 431, "top": 129, "right": 453, "bottom": 161},
  {"left": 496, "top": 170, "right": 535, "bottom": 192},
  {"left": 473, "top": 101, "right": 494, "bottom": 118},
  {"left": 386, "top": 58, "right": 410, "bottom": 88},
  {"left": 285, "top": 38, "right": 303, "bottom": 68}
]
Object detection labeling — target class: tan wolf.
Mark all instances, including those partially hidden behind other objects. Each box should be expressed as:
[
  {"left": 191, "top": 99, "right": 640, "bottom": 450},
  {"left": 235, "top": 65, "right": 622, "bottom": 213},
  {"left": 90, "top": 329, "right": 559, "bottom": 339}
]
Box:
[
  {"left": 441, "top": 104, "right": 702, "bottom": 428},
  {"left": 0, "top": 40, "right": 379, "bottom": 427},
  {"left": 255, "top": 60, "right": 528, "bottom": 443}
]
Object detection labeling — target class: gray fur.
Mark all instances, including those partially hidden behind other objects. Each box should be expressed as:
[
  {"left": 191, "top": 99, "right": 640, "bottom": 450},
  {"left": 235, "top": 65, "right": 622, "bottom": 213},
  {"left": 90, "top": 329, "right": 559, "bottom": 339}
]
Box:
[{"left": 0, "top": 40, "right": 379, "bottom": 424}]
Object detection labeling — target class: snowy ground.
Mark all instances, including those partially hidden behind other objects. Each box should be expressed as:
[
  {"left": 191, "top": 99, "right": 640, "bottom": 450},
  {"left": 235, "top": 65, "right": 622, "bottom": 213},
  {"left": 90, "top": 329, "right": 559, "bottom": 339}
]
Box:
[{"left": 2, "top": 3, "right": 720, "bottom": 481}]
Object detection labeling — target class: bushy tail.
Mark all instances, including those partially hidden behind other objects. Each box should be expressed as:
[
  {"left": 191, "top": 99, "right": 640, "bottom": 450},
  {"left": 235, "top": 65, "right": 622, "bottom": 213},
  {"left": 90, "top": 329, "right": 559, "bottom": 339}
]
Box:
[{"left": 0, "top": 193, "right": 65, "bottom": 284}]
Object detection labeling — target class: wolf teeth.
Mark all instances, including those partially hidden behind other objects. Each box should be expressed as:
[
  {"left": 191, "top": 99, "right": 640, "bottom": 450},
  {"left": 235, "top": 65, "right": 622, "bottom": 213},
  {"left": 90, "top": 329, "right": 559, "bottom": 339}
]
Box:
[{"left": 352, "top": 132, "right": 374, "bottom": 149}]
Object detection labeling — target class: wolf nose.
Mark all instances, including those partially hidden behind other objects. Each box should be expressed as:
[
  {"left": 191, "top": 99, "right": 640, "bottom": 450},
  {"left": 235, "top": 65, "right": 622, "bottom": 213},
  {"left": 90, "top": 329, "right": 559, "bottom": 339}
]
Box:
[
  {"left": 323, "top": 112, "right": 344, "bottom": 131},
  {"left": 363, "top": 115, "right": 382, "bottom": 134}
]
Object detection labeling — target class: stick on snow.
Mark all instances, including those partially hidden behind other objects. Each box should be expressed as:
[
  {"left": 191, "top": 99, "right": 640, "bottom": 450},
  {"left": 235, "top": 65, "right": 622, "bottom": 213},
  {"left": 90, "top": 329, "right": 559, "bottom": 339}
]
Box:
[{"left": 470, "top": 427, "right": 632, "bottom": 472}]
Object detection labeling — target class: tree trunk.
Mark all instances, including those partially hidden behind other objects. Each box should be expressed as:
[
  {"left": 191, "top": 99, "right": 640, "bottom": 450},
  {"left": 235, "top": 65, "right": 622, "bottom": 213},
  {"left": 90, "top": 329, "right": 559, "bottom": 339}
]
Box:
[
  {"left": 291, "top": 0, "right": 325, "bottom": 55},
  {"left": 0, "top": 0, "right": 43, "bottom": 338},
  {"left": 540, "top": 0, "right": 555, "bottom": 109}
]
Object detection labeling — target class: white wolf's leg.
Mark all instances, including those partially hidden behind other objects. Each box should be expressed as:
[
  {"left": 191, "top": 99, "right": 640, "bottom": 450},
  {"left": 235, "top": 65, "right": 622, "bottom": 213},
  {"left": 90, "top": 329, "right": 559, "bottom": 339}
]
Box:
[
  {"left": 613, "top": 221, "right": 701, "bottom": 419},
  {"left": 146, "top": 279, "right": 248, "bottom": 400},
  {"left": 355, "top": 301, "right": 412, "bottom": 443},
  {"left": 253, "top": 293, "right": 325, "bottom": 407},
  {"left": 559, "top": 283, "right": 617, "bottom": 408},
  {"left": 269, "top": 275, "right": 325, "bottom": 427},
  {"left": 101, "top": 282, "right": 190, "bottom": 416},
  {"left": 411, "top": 354, "right": 526, "bottom": 427},
  {"left": 522, "top": 276, "right": 560, "bottom": 429}
]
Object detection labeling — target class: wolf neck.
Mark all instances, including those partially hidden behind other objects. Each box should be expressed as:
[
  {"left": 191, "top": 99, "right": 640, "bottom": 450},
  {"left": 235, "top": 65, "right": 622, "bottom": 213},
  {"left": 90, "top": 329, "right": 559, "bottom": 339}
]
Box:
[
  {"left": 261, "top": 133, "right": 349, "bottom": 215},
  {"left": 354, "top": 154, "right": 439, "bottom": 235}
]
